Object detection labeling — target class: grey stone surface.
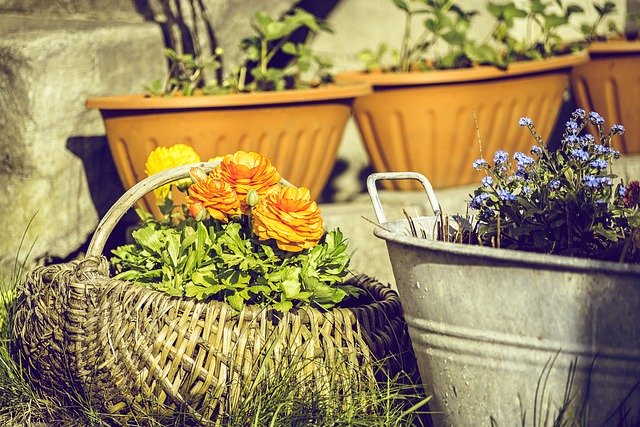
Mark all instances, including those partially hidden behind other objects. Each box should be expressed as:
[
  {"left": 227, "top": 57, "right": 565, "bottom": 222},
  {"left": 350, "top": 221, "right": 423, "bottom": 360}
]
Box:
[{"left": 0, "top": 16, "right": 166, "bottom": 262}]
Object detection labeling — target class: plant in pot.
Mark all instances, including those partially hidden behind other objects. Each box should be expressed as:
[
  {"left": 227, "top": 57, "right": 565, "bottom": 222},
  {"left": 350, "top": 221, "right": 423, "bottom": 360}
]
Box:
[
  {"left": 337, "top": 0, "right": 589, "bottom": 190},
  {"left": 11, "top": 149, "right": 426, "bottom": 425},
  {"left": 86, "top": 7, "right": 371, "bottom": 218},
  {"left": 366, "top": 109, "right": 640, "bottom": 425},
  {"left": 570, "top": 0, "right": 640, "bottom": 154}
]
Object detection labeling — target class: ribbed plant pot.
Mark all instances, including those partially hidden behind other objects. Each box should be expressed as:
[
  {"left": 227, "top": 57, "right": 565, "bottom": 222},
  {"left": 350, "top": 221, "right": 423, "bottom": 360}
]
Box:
[
  {"left": 570, "top": 40, "right": 640, "bottom": 154},
  {"left": 367, "top": 172, "right": 640, "bottom": 426},
  {"left": 86, "top": 84, "right": 371, "bottom": 217},
  {"left": 337, "top": 54, "right": 588, "bottom": 190}
]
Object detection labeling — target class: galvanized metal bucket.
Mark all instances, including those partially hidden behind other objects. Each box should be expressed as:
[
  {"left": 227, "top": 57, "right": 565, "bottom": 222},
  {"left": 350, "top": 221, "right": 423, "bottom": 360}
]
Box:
[{"left": 367, "top": 172, "right": 640, "bottom": 426}]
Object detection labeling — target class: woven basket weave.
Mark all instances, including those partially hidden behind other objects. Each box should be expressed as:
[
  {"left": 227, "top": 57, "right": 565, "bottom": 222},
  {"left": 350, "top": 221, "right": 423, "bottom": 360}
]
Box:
[{"left": 11, "top": 163, "right": 418, "bottom": 425}]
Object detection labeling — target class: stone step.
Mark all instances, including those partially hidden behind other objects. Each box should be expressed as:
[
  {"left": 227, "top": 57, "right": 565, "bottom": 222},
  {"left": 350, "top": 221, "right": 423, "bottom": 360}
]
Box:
[{"left": 0, "top": 15, "right": 166, "bottom": 267}]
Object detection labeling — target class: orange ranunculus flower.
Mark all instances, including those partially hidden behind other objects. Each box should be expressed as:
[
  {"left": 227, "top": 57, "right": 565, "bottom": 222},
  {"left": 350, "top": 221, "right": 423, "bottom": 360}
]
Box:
[
  {"left": 212, "top": 151, "right": 281, "bottom": 212},
  {"left": 186, "top": 176, "right": 240, "bottom": 222},
  {"left": 252, "top": 186, "right": 324, "bottom": 252}
]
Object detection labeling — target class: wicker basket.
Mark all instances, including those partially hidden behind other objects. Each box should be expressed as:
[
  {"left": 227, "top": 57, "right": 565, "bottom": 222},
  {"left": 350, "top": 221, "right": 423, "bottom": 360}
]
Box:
[{"left": 11, "top": 163, "right": 418, "bottom": 425}]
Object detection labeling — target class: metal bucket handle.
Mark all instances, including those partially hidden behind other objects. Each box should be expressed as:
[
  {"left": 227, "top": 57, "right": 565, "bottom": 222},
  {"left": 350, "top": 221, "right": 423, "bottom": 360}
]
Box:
[{"left": 366, "top": 172, "right": 441, "bottom": 224}]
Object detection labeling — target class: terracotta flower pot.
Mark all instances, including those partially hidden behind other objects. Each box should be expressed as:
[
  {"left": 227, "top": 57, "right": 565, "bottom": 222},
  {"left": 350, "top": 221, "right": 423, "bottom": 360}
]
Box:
[
  {"left": 86, "top": 83, "right": 371, "bottom": 216},
  {"left": 337, "top": 54, "right": 588, "bottom": 190},
  {"left": 570, "top": 40, "right": 640, "bottom": 154}
]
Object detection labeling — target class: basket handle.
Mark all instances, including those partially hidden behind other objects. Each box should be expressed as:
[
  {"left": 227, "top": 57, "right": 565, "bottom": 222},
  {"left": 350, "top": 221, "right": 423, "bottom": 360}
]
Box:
[
  {"left": 86, "top": 161, "right": 220, "bottom": 258},
  {"left": 365, "top": 172, "right": 441, "bottom": 224}
]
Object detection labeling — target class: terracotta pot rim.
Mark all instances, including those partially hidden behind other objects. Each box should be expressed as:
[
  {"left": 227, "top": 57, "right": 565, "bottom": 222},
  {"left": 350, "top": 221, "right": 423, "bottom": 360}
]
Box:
[
  {"left": 588, "top": 39, "right": 640, "bottom": 55},
  {"left": 86, "top": 82, "right": 371, "bottom": 110},
  {"left": 336, "top": 52, "right": 589, "bottom": 87}
]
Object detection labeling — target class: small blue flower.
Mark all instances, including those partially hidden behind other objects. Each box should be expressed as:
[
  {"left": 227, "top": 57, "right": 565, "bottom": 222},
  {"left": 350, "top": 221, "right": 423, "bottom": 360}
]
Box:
[
  {"left": 514, "top": 152, "right": 534, "bottom": 169},
  {"left": 519, "top": 117, "right": 533, "bottom": 127},
  {"left": 564, "top": 134, "right": 579, "bottom": 146},
  {"left": 583, "top": 175, "right": 600, "bottom": 189},
  {"left": 481, "top": 176, "right": 493, "bottom": 187},
  {"left": 599, "top": 176, "right": 613, "bottom": 187},
  {"left": 470, "top": 192, "right": 490, "bottom": 210},
  {"left": 521, "top": 186, "right": 532, "bottom": 196},
  {"left": 618, "top": 186, "right": 627, "bottom": 197},
  {"left": 472, "top": 158, "right": 488, "bottom": 170},
  {"left": 571, "top": 108, "right": 586, "bottom": 119},
  {"left": 497, "top": 189, "right": 516, "bottom": 202},
  {"left": 593, "top": 145, "right": 608, "bottom": 155},
  {"left": 571, "top": 149, "right": 589, "bottom": 161},
  {"left": 530, "top": 145, "right": 543, "bottom": 156},
  {"left": 583, "top": 175, "right": 612, "bottom": 189},
  {"left": 589, "top": 159, "right": 608, "bottom": 170},
  {"left": 589, "top": 111, "right": 605, "bottom": 125},
  {"left": 583, "top": 134, "right": 595, "bottom": 144},
  {"left": 493, "top": 150, "right": 509, "bottom": 164},
  {"left": 611, "top": 124, "right": 625, "bottom": 135},
  {"left": 565, "top": 120, "right": 579, "bottom": 134},
  {"left": 549, "top": 180, "right": 561, "bottom": 190}
]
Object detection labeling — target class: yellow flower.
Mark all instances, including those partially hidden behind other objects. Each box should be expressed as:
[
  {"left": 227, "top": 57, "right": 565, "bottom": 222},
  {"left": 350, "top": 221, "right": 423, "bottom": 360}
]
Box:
[
  {"left": 145, "top": 144, "right": 201, "bottom": 200},
  {"left": 252, "top": 186, "right": 324, "bottom": 252},
  {"left": 212, "top": 151, "right": 281, "bottom": 213},
  {"left": 186, "top": 177, "right": 241, "bottom": 222}
]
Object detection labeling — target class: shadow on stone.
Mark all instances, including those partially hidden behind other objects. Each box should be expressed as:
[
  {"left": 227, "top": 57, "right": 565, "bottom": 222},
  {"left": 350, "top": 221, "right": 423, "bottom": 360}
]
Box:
[{"left": 65, "top": 136, "right": 138, "bottom": 259}]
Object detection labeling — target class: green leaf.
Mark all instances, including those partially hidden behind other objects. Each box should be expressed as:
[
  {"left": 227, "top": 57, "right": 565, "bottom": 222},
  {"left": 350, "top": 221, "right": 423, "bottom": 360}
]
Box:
[
  {"left": 131, "top": 225, "right": 166, "bottom": 254},
  {"left": 272, "top": 299, "right": 293, "bottom": 313},
  {"left": 227, "top": 293, "right": 246, "bottom": 311},
  {"left": 392, "top": 0, "right": 409, "bottom": 12},
  {"left": 282, "top": 41, "right": 297, "bottom": 55}
]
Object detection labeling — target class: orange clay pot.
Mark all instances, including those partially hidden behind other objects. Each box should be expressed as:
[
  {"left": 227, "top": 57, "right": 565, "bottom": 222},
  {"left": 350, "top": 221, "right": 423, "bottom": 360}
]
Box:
[
  {"left": 86, "top": 83, "right": 371, "bottom": 217},
  {"left": 337, "top": 53, "right": 588, "bottom": 190},
  {"left": 570, "top": 40, "right": 640, "bottom": 154}
]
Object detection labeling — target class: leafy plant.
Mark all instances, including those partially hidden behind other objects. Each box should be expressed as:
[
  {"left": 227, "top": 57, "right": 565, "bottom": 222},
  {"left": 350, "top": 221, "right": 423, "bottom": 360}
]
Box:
[
  {"left": 468, "top": 109, "right": 640, "bottom": 262},
  {"left": 580, "top": 1, "right": 621, "bottom": 42},
  {"left": 357, "top": 0, "right": 478, "bottom": 72},
  {"left": 111, "top": 149, "right": 361, "bottom": 312},
  {"left": 357, "top": 0, "right": 586, "bottom": 72},
  {"left": 147, "top": 8, "right": 333, "bottom": 96}
]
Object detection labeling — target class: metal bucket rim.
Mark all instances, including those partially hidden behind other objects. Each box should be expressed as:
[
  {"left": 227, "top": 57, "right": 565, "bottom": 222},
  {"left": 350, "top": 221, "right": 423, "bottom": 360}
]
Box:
[{"left": 374, "top": 217, "right": 640, "bottom": 277}]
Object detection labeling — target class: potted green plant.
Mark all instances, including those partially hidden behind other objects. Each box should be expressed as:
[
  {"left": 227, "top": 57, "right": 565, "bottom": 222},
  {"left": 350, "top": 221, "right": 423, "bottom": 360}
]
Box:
[
  {"left": 367, "top": 109, "right": 640, "bottom": 425},
  {"left": 337, "top": 0, "right": 588, "bottom": 190},
  {"left": 570, "top": 0, "right": 640, "bottom": 154},
  {"left": 11, "top": 149, "right": 423, "bottom": 425},
  {"left": 86, "top": 8, "right": 370, "bottom": 217}
]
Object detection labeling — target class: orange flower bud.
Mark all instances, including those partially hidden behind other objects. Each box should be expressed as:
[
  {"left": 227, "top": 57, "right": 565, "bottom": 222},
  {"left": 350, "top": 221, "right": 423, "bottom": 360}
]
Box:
[
  {"left": 188, "top": 201, "right": 209, "bottom": 221},
  {"left": 252, "top": 186, "right": 324, "bottom": 252},
  {"left": 246, "top": 189, "right": 260, "bottom": 208},
  {"left": 189, "top": 166, "right": 208, "bottom": 183}
]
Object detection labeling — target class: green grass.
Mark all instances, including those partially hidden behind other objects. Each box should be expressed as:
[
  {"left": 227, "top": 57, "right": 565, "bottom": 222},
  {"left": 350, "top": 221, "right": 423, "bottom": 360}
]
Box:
[{"left": 0, "top": 234, "right": 432, "bottom": 426}]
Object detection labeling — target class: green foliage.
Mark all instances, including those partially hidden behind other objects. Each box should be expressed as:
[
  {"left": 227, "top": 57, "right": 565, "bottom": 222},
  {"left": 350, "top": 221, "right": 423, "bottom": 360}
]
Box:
[
  {"left": 579, "top": 1, "right": 621, "bottom": 42},
  {"left": 469, "top": 110, "right": 640, "bottom": 263},
  {"left": 358, "top": 0, "right": 586, "bottom": 72},
  {"left": 151, "top": 8, "right": 333, "bottom": 96},
  {"left": 111, "top": 211, "right": 360, "bottom": 312}
]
